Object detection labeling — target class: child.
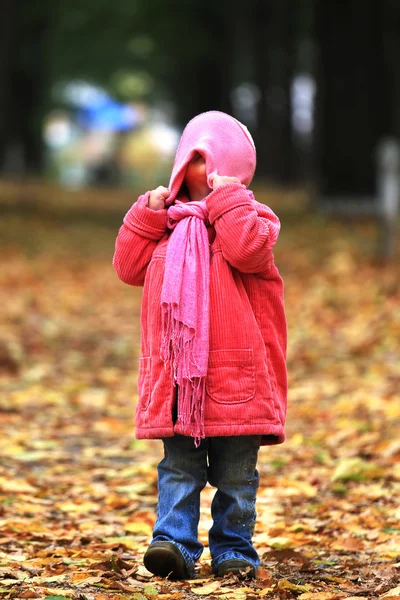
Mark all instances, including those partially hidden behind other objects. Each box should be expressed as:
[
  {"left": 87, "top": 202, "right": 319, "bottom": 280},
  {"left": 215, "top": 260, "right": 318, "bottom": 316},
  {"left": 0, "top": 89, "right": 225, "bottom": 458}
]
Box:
[{"left": 113, "top": 111, "right": 287, "bottom": 580}]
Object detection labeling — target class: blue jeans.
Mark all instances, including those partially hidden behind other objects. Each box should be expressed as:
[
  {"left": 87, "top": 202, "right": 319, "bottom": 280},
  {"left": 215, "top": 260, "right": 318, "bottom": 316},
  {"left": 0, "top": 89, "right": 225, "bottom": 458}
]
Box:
[{"left": 151, "top": 435, "right": 261, "bottom": 577}]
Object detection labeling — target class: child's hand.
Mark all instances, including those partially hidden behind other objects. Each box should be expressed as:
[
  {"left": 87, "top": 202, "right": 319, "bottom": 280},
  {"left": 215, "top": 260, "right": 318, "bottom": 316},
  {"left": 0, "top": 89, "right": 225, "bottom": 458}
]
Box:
[
  {"left": 148, "top": 186, "right": 170, "bottom": 210},
  {"left": 210, "top": 174, "right": 241, "bottom": 189}
]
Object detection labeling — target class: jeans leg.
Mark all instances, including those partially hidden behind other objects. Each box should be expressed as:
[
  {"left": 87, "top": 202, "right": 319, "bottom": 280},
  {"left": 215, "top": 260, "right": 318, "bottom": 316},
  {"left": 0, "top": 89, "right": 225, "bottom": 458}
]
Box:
[
  {"left": 152, "top": 435, "right": 208, "bottom": 576},
  {"left": 207, "top": 436, "right": 261, "bottom": 572}
]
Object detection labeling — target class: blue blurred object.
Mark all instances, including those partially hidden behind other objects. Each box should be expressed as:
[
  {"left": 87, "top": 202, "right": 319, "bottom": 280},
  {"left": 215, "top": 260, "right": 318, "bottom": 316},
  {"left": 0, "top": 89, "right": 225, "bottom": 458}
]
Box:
[
  {"left": 77, "top": 99, "right": 138, "bottom": 131},
  {"left": 63, "top": 81, "right": 139, "bottom": 131}
]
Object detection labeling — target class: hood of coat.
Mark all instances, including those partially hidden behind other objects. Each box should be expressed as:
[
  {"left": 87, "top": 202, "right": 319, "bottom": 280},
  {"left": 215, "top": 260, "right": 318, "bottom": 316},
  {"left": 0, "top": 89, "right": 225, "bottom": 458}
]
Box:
[{"left": 167, "top": 111, "right": 256, "bottom": 205}]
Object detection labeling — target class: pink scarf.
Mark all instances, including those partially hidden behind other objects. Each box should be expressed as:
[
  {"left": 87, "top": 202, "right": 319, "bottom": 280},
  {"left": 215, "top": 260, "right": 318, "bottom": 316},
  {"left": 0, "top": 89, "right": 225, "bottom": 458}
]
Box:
[{"left": 160, "top": 199, "right": 210, "bottom": 446}]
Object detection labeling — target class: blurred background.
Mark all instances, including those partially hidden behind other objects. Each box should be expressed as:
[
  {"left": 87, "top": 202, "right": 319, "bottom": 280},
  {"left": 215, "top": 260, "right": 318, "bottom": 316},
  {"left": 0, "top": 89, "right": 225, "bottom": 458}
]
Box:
[
  {"left": 1, "top": 2, "right": 400, "bottom": 418},
  {"left": 0, "top": 3, "right": 399, "bottom": 590},
  {"left": 1, "top": 0, "right": 400, "bottom": 203},
  {"left": 1, "top": 0, "right": 400, "bottom": 440}
]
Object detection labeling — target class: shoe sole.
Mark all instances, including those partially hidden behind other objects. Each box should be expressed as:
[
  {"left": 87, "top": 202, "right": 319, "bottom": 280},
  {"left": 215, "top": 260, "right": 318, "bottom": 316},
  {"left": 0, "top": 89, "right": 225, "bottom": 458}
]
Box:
[
  {"left": 217, "top": 561, "right": 256, "bottom": 579},
  {"left": 144, "top": 543, "right": 188, "bottom": 579}
]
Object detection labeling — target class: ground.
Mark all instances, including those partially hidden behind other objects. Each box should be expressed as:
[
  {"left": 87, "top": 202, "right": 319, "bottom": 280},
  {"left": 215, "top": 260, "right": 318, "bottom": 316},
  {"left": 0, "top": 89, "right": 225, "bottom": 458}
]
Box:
[{"left": 0, "top": 181, "right": 399, "bottom": 600}]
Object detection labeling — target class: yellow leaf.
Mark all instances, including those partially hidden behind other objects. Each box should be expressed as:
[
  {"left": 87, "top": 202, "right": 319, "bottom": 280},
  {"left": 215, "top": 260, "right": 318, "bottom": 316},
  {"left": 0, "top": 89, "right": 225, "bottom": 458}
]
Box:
[
  {"left": 342, "top": 597, "right": 372, "bottom": 600},
  {"left": 381, "top": 587, "right": 400, "bottom": 598},
  {"left": 268, "top": 537, "right": 296, "bottom": 550},
  {"left": 116, "top": 482, "right": 152, "bottom": 495},
  {"left": 30, "top": 574, "right": 69, "bottom": 584},
  {"left": 75, "top": 575, "right": 103, "bottom": 587},
  {"left": 102, "top": 536, "right": 141, "bottom": 551},
  {"left": 280, "top": 478, "right": 318, "bottom": 498},
  {"left": 125, "top": 521, "right": 153, "bottom": 535},
  {"left": 78, "top": 387, "right": 108, "bottom": 410},
  {"left": 192, "top": 580, "right": 222, "bottom": 595},
  {"left": 299, "top": 593, "right": 347, "bottom": 600},
  {"left": 278, "top": 579, "right": 311, "bottom": 593},
  {"left": 70, "top": 573, "right": 102, "bottom": 585},
  {"left": 0, "top": 580, "right": 24, "bottom": 587},
  {"left": 0, "top": 551, "right": 28, "bottom": 562},
  {"left": 259, "top": 589, "right": 275, "bottom": 597},
  {"left": 0, "top": 477, "right": 37, "bottom": 493},
  {"left": 331, "top": 458, "right": 383, "bottom": 482},
  {"left": 56, "top": 501, "right": 99, "bottom": 513},
  {"left": 41, "top": 589, "right": 76, "bottom": 597}
]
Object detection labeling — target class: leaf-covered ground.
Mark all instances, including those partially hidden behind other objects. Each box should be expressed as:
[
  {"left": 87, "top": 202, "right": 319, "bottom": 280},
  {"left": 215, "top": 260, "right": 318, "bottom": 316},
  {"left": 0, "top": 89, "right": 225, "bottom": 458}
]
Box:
[{"left": 0, "top": 182, "right": 399, "bottom": 600}]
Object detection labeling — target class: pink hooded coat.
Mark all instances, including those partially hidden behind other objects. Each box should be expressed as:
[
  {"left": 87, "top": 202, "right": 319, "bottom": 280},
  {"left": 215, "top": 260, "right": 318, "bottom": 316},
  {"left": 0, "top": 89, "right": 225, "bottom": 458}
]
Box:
[{"left": 113, "top": 111, "right": 287, "bottom": 444}]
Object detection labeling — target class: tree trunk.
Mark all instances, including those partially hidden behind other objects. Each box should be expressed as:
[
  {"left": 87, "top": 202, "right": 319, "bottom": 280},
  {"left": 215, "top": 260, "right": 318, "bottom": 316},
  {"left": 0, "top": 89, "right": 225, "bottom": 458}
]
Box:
[
  {"left": 253, "top": 0, "right": 294, "bottom": 183},
  {"left": 0, "top": 0, "right": 16, "bottom": 170},
  {"left": 172, "top": 0, "right": 234, "bottom": 127},
  {"left": 314, "top": 0, "right": 391, "bottom": 198},
  {"left": 0, "top": 2, "right": 51, "bottom": 175}
]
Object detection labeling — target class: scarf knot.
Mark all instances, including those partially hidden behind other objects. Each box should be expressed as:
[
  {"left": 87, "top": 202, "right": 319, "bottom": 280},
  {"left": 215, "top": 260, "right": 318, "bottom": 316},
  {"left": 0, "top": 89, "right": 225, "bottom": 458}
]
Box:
[
  {"left": 167, "top": 199, "right": 209, "bottom": 228},
  {"left": 161, "top": 199, "right": 210, "bottom": 446}
]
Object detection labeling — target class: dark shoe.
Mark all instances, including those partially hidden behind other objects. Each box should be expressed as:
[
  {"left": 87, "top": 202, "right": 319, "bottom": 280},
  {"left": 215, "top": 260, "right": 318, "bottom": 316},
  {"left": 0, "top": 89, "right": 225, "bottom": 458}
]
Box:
[
  {"left": 144, "top": 541, "right": 190, "bottom": 579},
  {"left": 217, "top": 559, "right": 256, "bottom": 579}
]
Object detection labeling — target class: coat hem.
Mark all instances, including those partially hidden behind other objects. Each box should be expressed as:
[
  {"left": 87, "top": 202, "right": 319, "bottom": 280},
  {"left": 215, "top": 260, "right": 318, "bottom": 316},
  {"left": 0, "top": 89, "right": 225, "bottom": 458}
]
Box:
[{"left": 135, "top": 422, "right": 285, "bottom": 445}]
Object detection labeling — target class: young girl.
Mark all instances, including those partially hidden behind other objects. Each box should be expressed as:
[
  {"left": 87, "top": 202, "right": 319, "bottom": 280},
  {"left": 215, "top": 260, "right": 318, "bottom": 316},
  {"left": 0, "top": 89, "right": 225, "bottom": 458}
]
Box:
[{"left": 113, "top": 111, "right": 287, "bottom": 580}]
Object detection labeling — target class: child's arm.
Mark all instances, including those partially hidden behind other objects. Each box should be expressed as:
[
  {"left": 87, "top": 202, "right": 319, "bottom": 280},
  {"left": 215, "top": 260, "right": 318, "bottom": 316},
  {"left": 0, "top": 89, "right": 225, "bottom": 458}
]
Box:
[
  {"left": 206, "top": 180, "right": 280, "bottom": 273},
  {"left": 113, "top": 187, "right": 169, "bottom": 286}
]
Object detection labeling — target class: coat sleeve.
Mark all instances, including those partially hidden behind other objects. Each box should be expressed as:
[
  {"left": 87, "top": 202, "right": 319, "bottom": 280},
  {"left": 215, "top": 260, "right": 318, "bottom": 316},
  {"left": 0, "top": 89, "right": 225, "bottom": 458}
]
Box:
[
  {"left": 206, "top": 183, "right": 281, "bottom": 273},
  {"left": 113, "top": 192, "right": 168, "bottom": 286}
]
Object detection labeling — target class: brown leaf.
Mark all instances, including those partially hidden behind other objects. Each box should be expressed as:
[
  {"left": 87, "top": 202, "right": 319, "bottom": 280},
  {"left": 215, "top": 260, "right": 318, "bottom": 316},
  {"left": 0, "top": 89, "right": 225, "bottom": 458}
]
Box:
[
  {"left": 262, "top": 549, "right": 311, "bottom": 569},
  {"left": 89, "top": 555, "right": 134, "bottom": 574}
]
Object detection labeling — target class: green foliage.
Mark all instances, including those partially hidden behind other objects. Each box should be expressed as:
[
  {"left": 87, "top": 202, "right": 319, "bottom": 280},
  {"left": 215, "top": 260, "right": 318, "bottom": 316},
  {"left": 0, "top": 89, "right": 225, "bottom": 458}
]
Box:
[{"left": 47, "top": 1, "right": 216, "bottom": 104}]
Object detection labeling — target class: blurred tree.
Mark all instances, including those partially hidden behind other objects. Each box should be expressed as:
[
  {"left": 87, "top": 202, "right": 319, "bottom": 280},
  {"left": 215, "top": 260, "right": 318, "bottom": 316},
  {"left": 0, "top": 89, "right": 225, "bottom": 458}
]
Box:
[
  {"left": 0, "top": 0, "right": 14, "bottom": 171},
  {"left": 127, "top": 0, "right": 234, "bottom": 124},
  {"left": 137, "top": 0, "right": 298, "bottom": 182},
  {"left": 0, "top": 0, "right": 239, "bottom": 175},
  {"left": 49, "top": 0, "right": 233, "bottom": 120},
  {"left": 314, "top": 0, "right": 400, "bottom": 198},
  {"left": 49, "top": 0, "right": 144, "bottom": 93},
  {"left": 0, "top": 1, "right": 52, "bottom": 174},
  {"left": 252, "top": 0, "right": 294, "bottom": 182},
  {"left": 0, "top": 0, "right": 299, "bottom": 181},
  {"left": 3, "top": 0, "right": 399, "bottom": 192}
]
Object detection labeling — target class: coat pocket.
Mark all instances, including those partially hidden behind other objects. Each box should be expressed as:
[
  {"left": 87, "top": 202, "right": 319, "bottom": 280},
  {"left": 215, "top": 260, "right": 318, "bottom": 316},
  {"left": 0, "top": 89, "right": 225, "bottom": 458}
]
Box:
[
  {"left": 206, "top": 349, "right": 256, "bottom": 404},
  {"left": 137, "top": 356, "right": 151, "bottom": 410}
]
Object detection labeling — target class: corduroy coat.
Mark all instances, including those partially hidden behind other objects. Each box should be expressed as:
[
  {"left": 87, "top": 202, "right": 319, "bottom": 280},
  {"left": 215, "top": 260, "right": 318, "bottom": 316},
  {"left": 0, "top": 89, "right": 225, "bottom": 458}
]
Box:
[{"left": 113, "top": 112, "right": 287, "bottom": 445}]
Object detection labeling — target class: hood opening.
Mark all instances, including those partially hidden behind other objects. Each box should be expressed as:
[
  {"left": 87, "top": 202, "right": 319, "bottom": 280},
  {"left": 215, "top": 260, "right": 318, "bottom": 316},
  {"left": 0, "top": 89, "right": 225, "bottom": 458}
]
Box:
[
  {"left": 167, "top": 111, "right": 256, "bottom": 206},
  {"left": 168, "top": 146, "right": 211, "bottom": 204}
]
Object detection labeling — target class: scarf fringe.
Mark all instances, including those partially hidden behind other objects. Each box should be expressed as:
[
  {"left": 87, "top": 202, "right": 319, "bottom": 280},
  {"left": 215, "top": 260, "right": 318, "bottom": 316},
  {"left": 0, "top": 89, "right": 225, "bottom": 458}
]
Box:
[
  {"left": 161, "top": 303, "right": 206, "bottom": 446},
  {"left": 160, "top": 200, "right": 209, "bottom": 447},
  {"left": 179, "top": 376, "right": 205, "bottom": 447}
]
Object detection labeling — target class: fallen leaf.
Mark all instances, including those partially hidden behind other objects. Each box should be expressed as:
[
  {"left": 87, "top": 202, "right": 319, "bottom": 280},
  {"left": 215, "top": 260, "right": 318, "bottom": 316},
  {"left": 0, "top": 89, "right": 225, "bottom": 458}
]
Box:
[
  {"left": 381, "top": 588, "right": 400, "bottom": 598},
  {"left": 192, "top": 580, "right": 222, "bottom": 595},
  {"left": 125, "top": 521, "right": 153, "bottom": 535},
  {"left": 331, "top": 457, "right": 383, "bottom": 482},
  {"left": 299, "top": 593, "right": 347, "bottom": 600},
  {"left": 0, "top": 477, "right": 37, "bottom": 493},
  {"left": 70, "top": 574, "right": 103, "bottom": 586},
  {"left": 332, "top": 537, "right": 365, "bottom": 551},
  {"left": 263, "top": 549, "right": 311, "bottom": 568},
  {"left": 1, "top": 185, "right": 399, "bottom": 600},
  {"left": 267, "top": 536, "right": 297, "bottom": 550},
  {"left": 278, "top": 579, "right": 311, "bottom": 594}
]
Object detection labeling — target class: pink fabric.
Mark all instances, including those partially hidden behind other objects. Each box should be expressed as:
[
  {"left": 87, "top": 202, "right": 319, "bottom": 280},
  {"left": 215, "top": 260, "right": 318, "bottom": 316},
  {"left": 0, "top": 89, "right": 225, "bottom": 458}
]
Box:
[
  {"left": 114, "top": 184, "right": 287, "bottom": 445},
  {"left": 166, "top": 111, "right": 256, "bottom": 206},
  {"left": 161, "top": 199, "right": 210, "bottom": 445},
  {"left": 113, "top": 111, "right": 287, "bottom": 445},
  {"left": 158, "top": 111, "right": 257, "bottom": 446}
]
